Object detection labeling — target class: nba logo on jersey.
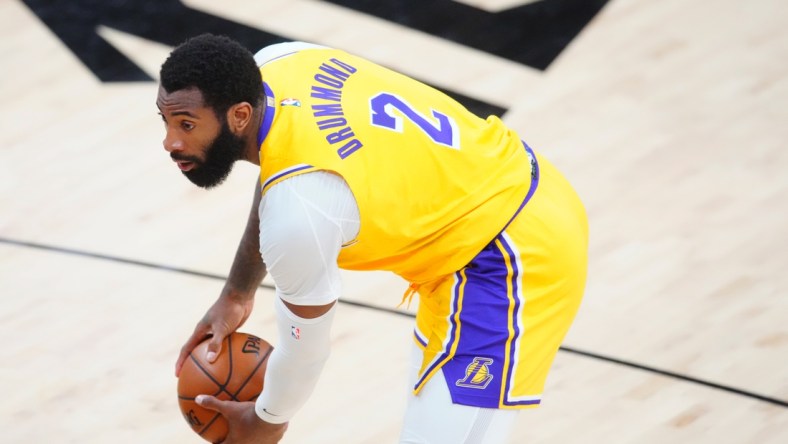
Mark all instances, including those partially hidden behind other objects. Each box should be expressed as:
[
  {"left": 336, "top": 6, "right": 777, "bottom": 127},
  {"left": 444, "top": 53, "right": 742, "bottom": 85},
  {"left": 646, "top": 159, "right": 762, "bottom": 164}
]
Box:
[
  {"left": 455, "top": 357, "right": 494, "bottom": 389},
  {"left": 280, "top": 98, "right": 301, "bottom": 107},
  {"left": 291, "top": 326, "right": 301, "bottom": 340}
]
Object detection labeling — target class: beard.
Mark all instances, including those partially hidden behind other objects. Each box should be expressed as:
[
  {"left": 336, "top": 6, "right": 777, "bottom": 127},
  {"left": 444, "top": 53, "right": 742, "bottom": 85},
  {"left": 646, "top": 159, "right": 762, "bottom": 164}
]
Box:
[{"left": 174, "top": 121, "right": 246, "bottom": 189}]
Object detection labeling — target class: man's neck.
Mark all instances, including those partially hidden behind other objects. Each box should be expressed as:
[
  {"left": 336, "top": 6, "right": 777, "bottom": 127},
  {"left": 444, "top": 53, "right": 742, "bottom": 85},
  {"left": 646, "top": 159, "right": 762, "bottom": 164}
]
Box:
[{"left": 241, "top": 105, "right": 264, "bottom": 165}]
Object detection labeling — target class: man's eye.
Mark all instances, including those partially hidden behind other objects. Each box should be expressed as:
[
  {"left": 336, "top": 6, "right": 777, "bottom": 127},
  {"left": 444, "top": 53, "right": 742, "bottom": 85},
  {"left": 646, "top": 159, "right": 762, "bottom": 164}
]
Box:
[{"left": 181, "top": 121, "right": 195, "bottom": 131}]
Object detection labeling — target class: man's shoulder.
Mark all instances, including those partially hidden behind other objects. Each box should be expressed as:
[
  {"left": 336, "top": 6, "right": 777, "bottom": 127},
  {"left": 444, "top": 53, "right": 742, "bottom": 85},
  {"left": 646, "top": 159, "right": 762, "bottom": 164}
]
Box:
[{"left": 254, "top": 42, "right": 331, "bottom": 68}]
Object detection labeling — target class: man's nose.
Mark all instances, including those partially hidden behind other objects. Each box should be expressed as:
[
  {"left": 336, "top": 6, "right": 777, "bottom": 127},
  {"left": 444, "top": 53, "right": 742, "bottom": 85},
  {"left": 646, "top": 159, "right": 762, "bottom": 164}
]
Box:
[{"left": 163, "top": 131, "right": 183, "bottom": 153}]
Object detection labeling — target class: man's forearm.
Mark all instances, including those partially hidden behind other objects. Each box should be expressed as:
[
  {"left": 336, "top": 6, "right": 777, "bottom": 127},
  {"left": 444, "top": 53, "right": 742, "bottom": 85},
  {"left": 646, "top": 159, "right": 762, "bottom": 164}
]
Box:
[
  {"left": 255, "top": 297, "right": 335, "bottom": 423},
  {"left": 222, "top": 179, "right": 266, "bottom": 299}
]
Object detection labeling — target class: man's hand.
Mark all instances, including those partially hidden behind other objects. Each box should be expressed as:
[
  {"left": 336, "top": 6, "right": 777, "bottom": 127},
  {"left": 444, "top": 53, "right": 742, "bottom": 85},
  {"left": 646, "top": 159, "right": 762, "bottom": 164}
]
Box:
[
  {"left": 175, "top": 294, "right": 254, "bottom": 376},
  {"left": 196, "top": 396, "right": 287, "bottom": 444},
  {"left": 176, "top": 179, "right": 266, "bottom": 377}
]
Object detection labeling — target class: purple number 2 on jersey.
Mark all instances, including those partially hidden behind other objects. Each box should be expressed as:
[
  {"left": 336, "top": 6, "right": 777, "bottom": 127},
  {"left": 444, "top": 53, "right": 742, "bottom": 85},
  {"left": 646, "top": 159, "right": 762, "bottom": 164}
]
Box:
[{"left": 370, "top": 92, "right": 460, "bottom": 150}]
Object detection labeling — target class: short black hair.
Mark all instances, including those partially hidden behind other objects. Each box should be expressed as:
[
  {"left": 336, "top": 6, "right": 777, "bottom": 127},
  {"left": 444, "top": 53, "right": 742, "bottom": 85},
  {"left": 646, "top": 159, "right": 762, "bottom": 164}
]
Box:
[{"left": 160, "top": 34, "right": 262, "bottom": 116}]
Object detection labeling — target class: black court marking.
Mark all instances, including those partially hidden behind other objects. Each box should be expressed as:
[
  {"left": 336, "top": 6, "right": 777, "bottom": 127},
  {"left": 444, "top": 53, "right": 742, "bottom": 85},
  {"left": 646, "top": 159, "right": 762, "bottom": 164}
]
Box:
[
  {"left": 20, "top": 0, "right": 509, "bottom": 119},
  {"left": 1, "top": 236, "right": 786, "bottom": 409},
  {"left": 21, "top": 0, "right": 609, "bottom": 76},
  {"left": 560, "top": 346, "right": 788, "bottom": 408}
]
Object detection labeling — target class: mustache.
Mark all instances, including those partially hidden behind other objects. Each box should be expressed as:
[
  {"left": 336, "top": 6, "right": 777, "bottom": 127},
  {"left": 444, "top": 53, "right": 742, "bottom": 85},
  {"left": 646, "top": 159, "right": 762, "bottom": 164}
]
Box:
[{"left": 170, "top": 152, "right": 201, "bottom": 163}]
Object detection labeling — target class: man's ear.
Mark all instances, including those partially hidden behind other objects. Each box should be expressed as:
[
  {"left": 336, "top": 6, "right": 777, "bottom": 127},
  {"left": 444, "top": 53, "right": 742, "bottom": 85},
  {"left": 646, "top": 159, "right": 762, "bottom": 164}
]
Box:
[{"left": 227, "top": 102, "right": 253, "bottom": 133}]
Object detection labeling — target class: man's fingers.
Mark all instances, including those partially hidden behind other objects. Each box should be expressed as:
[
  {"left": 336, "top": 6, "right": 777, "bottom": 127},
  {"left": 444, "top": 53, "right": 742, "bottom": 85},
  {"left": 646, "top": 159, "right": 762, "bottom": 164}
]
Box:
[
  {"left": 175, "top": 329, "right": 210, "bottom": 377},
  {"left": 196, "top": 395, "right": 226, "bottom": 413},
  {"left": 205, "top": 334, "right": 225, "bottom": 363}
]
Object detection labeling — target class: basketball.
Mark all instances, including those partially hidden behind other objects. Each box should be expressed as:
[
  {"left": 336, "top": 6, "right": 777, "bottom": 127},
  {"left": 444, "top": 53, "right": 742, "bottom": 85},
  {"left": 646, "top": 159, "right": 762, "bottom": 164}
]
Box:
[{"left": 178, "top": 332, "right": 273, "bottom": 443}]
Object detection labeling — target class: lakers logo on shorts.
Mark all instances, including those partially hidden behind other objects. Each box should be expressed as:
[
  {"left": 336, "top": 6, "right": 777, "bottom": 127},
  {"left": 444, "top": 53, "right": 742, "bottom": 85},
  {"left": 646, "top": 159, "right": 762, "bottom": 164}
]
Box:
[{"left": 455, "top": 357, "right": 494, "bottom": 389}]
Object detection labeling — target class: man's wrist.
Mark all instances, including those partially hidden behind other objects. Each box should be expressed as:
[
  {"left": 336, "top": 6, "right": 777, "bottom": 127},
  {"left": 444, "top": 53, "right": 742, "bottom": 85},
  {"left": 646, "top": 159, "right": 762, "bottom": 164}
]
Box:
[
  {"left": 220, "top": 286, "right": 257, "bottom": 302},
  {"left": 243, "top": 403, "right": 288, "bottom": 442},
  {"left": 255, "top": 398, "right": 290, "bottom": 424}
]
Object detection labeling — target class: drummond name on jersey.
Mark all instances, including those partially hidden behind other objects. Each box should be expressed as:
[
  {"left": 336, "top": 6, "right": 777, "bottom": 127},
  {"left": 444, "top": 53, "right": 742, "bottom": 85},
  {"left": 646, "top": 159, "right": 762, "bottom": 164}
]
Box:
[{"left": 309, "top": 58, "right": 363, "bottom": 159}]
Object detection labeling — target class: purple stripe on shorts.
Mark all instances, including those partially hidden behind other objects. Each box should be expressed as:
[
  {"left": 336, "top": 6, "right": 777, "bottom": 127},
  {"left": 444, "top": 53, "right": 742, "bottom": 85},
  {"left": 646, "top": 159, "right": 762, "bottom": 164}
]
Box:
[
  {"left": 497, "top": 236, "right": 539, "bottom": 406},
  {"left": 440, "top": 239, "right": 513, "bottom": 408}
]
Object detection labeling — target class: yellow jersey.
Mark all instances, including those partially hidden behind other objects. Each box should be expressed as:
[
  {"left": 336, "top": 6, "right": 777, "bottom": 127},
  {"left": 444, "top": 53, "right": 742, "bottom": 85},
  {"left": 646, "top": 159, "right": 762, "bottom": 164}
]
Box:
[{"left": 257, "top": 45, "right": 535, "bottom": 284}]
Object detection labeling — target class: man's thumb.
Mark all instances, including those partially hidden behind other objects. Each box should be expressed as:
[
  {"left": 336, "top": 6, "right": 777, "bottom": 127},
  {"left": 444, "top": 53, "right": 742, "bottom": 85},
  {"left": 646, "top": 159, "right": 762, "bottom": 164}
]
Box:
[
  {"left": 206, "top": 335, "right": 224, "bottom": 363},
  {"left": 195, "top": 395, "right": 225, "bottom": 413}
]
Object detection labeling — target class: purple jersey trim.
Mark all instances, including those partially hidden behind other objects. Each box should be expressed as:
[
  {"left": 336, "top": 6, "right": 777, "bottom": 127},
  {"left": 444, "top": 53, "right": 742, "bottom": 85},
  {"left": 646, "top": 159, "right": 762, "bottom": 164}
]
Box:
[
  {"left": 256, "top": 82, "right": 275, "bottom": 147},
  {"left": 413, "top": 273, "right": 465, "bottom": 392},
  {"left": 262, "top": 164, "right": 315, "bottom": 192},
  {"left": 413, "top": 329, "right": 428, "bottom": 348},
  {"left": 499, "top": 142, "right": 540, "bottom": 233}
]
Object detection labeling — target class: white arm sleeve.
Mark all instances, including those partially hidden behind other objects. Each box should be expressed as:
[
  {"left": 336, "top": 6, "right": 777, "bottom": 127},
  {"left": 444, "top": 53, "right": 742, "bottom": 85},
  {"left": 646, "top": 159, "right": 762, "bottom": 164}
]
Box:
[
  {"left": 255, "top": 297, "right": 336, "bottom": 424},
  {"left": 254, "top": 41, "right": 328, "bottom": 67},
  {"left": 258, "top": 171, "right": 360, "bottom": 306},
  {"left": 254, "top": 171, "right": 358, "bottom": 423}
]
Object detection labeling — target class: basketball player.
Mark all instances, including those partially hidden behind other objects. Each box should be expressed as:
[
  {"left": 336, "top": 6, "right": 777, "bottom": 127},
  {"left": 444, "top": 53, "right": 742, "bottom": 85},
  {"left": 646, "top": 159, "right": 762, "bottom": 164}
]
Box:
[{"left": 161, "top": 34, "right": 588, "bottom": 444}]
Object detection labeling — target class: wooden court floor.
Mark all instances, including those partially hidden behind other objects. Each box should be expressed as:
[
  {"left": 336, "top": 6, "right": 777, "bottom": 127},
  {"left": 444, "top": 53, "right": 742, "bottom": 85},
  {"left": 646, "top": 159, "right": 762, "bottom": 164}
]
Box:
[{"left": 1, "top": 0, "right": 786, "bottom": 442}]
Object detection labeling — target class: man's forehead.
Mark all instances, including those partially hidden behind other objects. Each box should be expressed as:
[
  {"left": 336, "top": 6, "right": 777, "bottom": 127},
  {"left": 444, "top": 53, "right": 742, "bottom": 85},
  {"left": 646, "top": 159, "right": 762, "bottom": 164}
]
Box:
[{"left": 156, "top": 86, "right": 207, "bottom": 110}]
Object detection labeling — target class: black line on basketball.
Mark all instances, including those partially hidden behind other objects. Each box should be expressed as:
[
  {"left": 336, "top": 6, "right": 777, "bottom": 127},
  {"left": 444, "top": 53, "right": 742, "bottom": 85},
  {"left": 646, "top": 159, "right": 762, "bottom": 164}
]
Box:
[
  {"left": 225, "top": 334, "right": 234, "bottom": 387},
  {"left": 233, "top": 345, "right": 273, "bottom": 398},
  {"left": 189, "top": 354, "right": 224, "bottom": 387},
  {"left": 189, "top": 353, "right": 233, "bottom": 399},
  {"left": 197, "top": 412, "right": 223, "bottom": 437}
]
